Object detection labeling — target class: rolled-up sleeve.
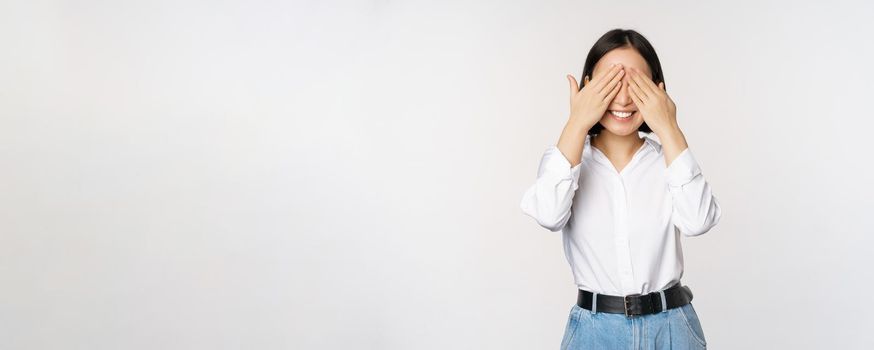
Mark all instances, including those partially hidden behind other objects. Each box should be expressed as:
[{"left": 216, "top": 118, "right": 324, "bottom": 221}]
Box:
[
  {"left": 665, "top": 147, "right": 722, "bottom": 237},
  {"left": 519, "top": 145, "right": 582, "bottom": 232}
]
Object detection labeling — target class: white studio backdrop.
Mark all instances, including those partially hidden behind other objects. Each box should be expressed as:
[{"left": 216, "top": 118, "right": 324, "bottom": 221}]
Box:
[{"left": 2, "top": 0, "right": 873, "bottom": 349}]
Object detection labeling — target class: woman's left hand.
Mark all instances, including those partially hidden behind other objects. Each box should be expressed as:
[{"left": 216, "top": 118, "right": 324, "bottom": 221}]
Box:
[{"left": 626, "top": 67, "right": 678, "bottom": 135}]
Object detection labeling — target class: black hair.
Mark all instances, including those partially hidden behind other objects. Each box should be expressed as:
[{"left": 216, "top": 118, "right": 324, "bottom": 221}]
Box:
[{"left": 580, "top": 29, "right": 665, "bottom": 135}]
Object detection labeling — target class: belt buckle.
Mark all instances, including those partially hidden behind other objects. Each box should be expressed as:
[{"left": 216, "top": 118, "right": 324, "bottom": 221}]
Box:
[{"left": 624, "top": 293, "right": 641, "bottom": 317}]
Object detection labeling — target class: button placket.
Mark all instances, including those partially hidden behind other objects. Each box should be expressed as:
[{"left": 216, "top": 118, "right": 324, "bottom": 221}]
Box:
[{"left": 613, "top": 175, "right": 635, "bottom": 293}]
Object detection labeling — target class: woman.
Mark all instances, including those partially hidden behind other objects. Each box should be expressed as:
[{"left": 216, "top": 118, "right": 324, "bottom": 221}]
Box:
[{"left": 519, "top": 29, "right": 722, "bottom": 349}]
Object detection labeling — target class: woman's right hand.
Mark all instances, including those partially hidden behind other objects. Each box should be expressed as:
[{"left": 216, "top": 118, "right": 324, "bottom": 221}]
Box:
[{"left": 565, "top": 63, "right": 625, "bottom": 130}]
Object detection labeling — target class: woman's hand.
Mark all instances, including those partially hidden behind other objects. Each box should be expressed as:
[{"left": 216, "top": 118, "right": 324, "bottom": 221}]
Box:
[
  {"left": 626, "top": 67, "right": 678, "bottom": 136},
  {"left": 566, "top": 63, "right": 625, "bottom": 131}
]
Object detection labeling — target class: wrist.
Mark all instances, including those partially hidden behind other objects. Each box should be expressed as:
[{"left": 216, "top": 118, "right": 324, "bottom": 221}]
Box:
[
  {"left": 656, "top": 124, "right": 684, "bottom": 143},
  {"left": 652, "top": 120, "right": 678, "bottom": 135},
  {"left": 567, "top": 116, "right": 595, "bottom": 135}
]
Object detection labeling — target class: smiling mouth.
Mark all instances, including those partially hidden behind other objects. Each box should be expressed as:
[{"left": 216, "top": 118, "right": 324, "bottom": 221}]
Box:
[{"left": 609, "top": 110, "right": 635, "bottom": 119}]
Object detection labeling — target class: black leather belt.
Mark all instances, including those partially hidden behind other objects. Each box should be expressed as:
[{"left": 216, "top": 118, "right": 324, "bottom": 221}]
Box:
[{"left": 576, "top": 281, "right": 693, "bottom": 317}]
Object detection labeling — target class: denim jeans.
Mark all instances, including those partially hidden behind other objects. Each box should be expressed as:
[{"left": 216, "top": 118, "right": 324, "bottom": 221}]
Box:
[{"left": 560, "top": 302, "right": 707, "bottom": 349}]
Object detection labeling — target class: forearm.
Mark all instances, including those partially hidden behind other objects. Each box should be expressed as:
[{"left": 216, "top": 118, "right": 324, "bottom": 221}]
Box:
[
  {"left": 657, "top": 124, "right": 689, "bottom": 167},
  {"left": 556, "top": 119, "right": 591, "bottom": 167}
]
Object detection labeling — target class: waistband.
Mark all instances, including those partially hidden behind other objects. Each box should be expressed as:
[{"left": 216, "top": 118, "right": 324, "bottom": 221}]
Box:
[{"left": 576, "top": 281, "right": 693, "bottom": 317}]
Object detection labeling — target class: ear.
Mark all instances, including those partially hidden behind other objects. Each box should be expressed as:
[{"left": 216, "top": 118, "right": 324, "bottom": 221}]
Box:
[
  {"left": 658, "top": 82, "right": 665, "bottom": 90},
  {"left": 583, "top": 75, "right": 590, "bottom": 85}
]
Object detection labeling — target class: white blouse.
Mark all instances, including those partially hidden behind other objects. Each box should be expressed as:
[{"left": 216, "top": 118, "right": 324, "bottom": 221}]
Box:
[{"left": 519, "top": 134, "right": 722, "bottom": 296}]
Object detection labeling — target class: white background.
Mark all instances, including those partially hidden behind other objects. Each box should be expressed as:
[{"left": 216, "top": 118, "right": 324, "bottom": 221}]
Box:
[{"left": 2, "top": 0, "right": 873, "bottom": 349}]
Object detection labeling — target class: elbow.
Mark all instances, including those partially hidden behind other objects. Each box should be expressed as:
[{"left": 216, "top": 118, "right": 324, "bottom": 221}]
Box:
[
  {"left": 677, "top": 222, "right": 714, "bottom": 237},
  {"left": 676, "top": 204, "right": 722, "bottom": 237},
  {"left": 519, "top": 199, "right": 572, "bottom": 232},
  {"left": 519, "top": 178, "right": 578, "bottom": 233},
  {"left": 536, "top": 213, "right": 571, "bottom": 232}
]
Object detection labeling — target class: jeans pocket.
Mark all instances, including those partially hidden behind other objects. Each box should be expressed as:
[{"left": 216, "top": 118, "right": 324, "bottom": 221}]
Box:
[
  {"left": 678, "top": 303, "right": 707, "bottom": 347},
  {"left": 560, "top": 304, "right": 583, "bottom": 350}
]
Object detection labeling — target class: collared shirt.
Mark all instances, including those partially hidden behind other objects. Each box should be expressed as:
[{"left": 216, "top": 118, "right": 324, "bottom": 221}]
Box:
[{"left": 519, "top": 134, "right": 722, "bottom": 296}]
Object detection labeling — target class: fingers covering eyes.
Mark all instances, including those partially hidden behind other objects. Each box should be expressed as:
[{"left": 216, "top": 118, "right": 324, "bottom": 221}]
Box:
[
  {"left": 606, "top": 77, "right": 622, "bottom": 101},
  {"left": 630, "top": 68, "right": 660, "bottom": 98},
  {"left": 592, "top": 64, "right": 623, "bottom": 91},
  {"left": 627, "top": 80, "right": 643, "bottom": 105},
  {"left": 600, "top": 69, "right": 625, "bottom": 94}
]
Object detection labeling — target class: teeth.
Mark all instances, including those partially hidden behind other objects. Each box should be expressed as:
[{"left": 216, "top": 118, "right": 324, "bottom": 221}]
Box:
[{"left": 610, "top": 110, "right": 633, "bottom": 118}]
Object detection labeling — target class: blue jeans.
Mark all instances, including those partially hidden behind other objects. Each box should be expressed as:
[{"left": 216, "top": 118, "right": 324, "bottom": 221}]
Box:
[{"left": 560, "top": 302, "right": 707, "bottom": 349}]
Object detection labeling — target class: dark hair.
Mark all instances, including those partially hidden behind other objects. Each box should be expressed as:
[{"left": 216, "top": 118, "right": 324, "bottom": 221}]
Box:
[{"left": 580, "top": 29, "right": 665, "bottom": 135}]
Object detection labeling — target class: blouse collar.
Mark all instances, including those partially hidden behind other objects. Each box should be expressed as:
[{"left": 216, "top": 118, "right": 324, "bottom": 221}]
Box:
[{"left": 584, "top": 134, "right": 660, "bottom": 167}]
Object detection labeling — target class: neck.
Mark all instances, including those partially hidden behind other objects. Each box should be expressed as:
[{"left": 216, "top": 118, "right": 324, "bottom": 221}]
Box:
[{"left": 591, "top": 131, "right": 645, "bottom": 159}]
